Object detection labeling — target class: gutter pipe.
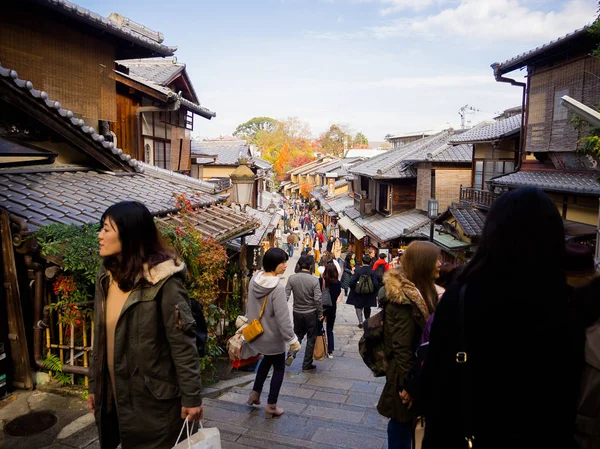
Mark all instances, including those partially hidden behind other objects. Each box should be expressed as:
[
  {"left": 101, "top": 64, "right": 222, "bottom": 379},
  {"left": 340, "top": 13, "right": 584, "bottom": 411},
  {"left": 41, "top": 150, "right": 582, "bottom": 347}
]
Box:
[{"left": 492, "top": 65, "right": 527, "bottom": 171}]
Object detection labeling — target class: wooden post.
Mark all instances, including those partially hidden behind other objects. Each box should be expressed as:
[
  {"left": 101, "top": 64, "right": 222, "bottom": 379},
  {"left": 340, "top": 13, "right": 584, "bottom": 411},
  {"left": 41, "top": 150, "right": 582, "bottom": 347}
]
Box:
[{"left": 0, "top": 212, "right": 33, "bottom": 389}]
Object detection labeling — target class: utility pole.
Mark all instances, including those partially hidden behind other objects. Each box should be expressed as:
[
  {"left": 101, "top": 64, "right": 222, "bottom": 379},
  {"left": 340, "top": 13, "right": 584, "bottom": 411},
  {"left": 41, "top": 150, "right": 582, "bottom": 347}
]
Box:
[{"left": 458, "top": 104, "right": 479, "bottom": 129}]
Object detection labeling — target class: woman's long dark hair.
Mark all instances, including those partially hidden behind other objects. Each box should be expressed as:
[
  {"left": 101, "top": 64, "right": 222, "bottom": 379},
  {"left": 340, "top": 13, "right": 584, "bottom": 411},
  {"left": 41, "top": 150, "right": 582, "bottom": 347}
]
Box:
[
  {"left": 460, "top": 187, "right": 566, "bottom": 298},
  {"left": 101, "top": 201, "right": 175, "bottom": 291}
]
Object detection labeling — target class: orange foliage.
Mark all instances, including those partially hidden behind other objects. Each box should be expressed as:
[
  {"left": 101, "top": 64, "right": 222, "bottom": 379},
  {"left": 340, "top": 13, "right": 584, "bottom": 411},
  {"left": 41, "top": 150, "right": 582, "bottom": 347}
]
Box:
[
  {"left": 273, "top": 142, "right": 292, "bottom": 180},
  {"left": 299, "top": 182, "right": 313, "bottom": 198}
]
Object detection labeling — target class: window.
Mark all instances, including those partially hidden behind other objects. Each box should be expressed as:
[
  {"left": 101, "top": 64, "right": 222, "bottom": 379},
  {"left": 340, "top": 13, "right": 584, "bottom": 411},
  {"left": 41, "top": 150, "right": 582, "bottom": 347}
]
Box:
[
  {"left": 378, "top": 184, "right": 391, "bottom": 213},
  {"left": 553, "top": 89, "right": 569, "bottom": 121},
  {"left": 473, "top": 159, "right": 514, "bottom": 190},
  {"left": 360, "top": 176, "right": 370, "bottom": 196},
  {"left": 154, "top": 140, "right": 171, "bottom": 170}
]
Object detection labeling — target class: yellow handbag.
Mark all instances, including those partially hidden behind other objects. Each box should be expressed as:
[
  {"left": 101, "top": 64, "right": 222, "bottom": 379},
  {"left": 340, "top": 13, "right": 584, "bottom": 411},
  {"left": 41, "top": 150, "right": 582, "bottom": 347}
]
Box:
[{"left": 241, "top": 296, "right": 268, "bottom": 343}]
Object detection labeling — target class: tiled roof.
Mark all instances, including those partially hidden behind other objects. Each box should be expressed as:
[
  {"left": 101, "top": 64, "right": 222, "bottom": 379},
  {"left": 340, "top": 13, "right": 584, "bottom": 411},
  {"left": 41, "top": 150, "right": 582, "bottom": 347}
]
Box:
[
  {"left": 0, "top": 169, "right": 220, "bottom": 229},
  {"left": 334, "top": 179, "right": 348, "bottom": 188},
  {"left": 115, "top": 69, "right": 215, "bottom": 120},
  {"left": 344, "top": 207, "right": 361, "bottom": 220},
  {"left": 349, "top": 130, "right": 453, "bottom": 178},
  {"left": 325, "top": 194, "right": 353, "bottom": 214},
  {"left": 287, "top": 158, "right": 335, "bottom": 175},
  {"left": 449, "top": 116, "right": 521, "bottom": 143},
  {"left": 117, "top": 58, "right": 184, "bottom": 86},
  {"left": 408, "top": 225, "right": 472, "bottom": 250},
  {"left": 448, "top": 206, "right": 486, "bottom": 237},
  {"left": 489, "top": 170, "right": 600, "bottom": 195},
  {"left": 356, "top": 210, "right": 430, "bottom": 243},
  {"left": 0, "top": 63, "right": 142, "bottom": 173},
  {"left": 243, "top": 208, "right": 279, "bottom": 246},
  {"left": 492, "top": 26, "right": 589, "bottom": 75},
  {"left": 429, "top": 144, "right": 472, "bottom": 162},
  {"left": 0, "top": 166, "right": 257, "bottom": 241},
  {"left": 38, "top": 0, "right": 176, "bottom": 57},
  {"left": 253, "top": 157, "right": 273, "bottom": 170},
  {"left": 314, "top": 160, "right": 342, "bottom": 175},
  {"left": 191, "top": 141, "right": 250, "bottom": 166}
]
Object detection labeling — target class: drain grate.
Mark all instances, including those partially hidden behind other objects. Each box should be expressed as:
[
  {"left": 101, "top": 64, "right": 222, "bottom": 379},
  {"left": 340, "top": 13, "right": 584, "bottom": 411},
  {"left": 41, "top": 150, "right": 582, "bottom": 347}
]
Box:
[{"left": 5, "top": 411, "right": 58, "bottom": 436}]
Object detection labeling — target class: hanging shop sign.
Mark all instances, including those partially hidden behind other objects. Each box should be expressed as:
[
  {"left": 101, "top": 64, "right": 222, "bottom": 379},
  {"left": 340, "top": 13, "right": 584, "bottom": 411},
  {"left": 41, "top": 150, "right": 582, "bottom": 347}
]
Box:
[{"left": 247, "top": 245, "right": 264, "bottom": 271}]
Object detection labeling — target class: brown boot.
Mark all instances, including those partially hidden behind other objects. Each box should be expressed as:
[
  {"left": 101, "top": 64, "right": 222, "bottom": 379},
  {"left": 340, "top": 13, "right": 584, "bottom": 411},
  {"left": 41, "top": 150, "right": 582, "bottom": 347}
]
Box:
[
  {"left": 247, "top": 390, "right": 261, "bottom": 406},
  {"left": 265, "top": 403, "right": 284, "bottom": 419}
]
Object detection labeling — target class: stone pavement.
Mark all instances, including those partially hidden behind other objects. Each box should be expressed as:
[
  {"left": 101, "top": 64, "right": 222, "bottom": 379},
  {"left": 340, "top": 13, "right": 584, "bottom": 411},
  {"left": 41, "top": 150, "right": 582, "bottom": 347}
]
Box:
[{"left": 199, "top": 247, "right": 413, "bottom": 449}]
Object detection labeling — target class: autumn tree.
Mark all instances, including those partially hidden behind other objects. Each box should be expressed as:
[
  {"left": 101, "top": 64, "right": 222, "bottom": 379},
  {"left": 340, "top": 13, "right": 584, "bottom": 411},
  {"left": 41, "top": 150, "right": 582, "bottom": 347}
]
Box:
[
  {"left": 273, "top": 142, "right": 292, "bottom": 181},
  {"left": 254, "top": 117, "right": 314, "bottom": 164},
  {"left": 233, "top": 117, "right": 279, "bottom": 143},
  {"left": 319, "top": 124, "right": 352, "bottom": 157}
]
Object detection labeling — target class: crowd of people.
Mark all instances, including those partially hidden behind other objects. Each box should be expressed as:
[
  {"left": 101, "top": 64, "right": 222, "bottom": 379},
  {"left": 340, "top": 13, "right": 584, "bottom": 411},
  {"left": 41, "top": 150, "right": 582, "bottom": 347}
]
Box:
[{"left": 88, "top": 187, "right": 600, "bottom": 449}]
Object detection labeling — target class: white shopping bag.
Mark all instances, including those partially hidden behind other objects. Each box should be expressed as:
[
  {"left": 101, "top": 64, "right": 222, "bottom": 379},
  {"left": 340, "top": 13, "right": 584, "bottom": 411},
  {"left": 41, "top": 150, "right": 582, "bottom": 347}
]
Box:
[{"left": 172, "top": 420, "right": 221, "bottom": 449}]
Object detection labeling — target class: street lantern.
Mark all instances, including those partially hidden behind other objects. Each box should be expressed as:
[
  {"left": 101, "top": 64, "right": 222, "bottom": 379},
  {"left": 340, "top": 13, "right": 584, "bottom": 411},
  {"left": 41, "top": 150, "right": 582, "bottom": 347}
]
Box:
[
  {"left": 230, "top": 158, "right": 255, "bottom": 208},
  {"left": 267, "top": 199, "right": 277, "bottom": 215},
  {"left": 427, "top": 199, "right": 439, "bottom": 242}
]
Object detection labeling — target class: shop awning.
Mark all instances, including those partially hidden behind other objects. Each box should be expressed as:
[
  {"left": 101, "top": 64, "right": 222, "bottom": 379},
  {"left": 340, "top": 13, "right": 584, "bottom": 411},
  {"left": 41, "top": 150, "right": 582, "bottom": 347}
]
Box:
[{"left": 338, "top": 215, "right": 366, "bottom": 240}]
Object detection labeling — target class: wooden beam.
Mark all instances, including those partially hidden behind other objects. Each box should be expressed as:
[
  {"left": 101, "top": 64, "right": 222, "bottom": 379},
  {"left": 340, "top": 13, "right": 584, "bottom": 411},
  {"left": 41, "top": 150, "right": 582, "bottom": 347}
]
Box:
[{"left": 115, "top": 73, "right": 170, "bottom": 103}]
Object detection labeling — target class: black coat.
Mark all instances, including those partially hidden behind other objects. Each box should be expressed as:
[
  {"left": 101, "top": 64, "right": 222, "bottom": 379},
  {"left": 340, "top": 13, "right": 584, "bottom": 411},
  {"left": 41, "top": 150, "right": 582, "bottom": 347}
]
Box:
[
  {"left": 421, "top": 280, "right": 572, "bottom": 449},
  {"left": 347, "top": 265, "right": 379, "bottom": 308}
]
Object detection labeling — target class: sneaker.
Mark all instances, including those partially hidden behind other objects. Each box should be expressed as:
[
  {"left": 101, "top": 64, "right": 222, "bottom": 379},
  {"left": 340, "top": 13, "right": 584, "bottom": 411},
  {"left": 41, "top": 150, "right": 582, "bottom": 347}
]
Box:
[
  {"left": 327, "top": 353, "right": 334, "bottom": 359},
  {"left": 358, "top": 323, "right": 363, "bottom": 329},
  {"left": 302, "top": 364, "right": 317, "bottom": 371}
]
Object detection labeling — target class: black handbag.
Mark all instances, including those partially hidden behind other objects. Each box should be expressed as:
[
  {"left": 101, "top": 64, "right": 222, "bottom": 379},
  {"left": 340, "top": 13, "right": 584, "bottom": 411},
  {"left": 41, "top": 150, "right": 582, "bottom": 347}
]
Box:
[{"left": 321, "top": 277, "right": 333, "bottom": 307}]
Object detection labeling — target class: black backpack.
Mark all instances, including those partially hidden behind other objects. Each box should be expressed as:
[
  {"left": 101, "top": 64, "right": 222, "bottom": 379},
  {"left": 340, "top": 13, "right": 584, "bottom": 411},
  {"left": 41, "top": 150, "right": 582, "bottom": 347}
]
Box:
[
  {"left": 358, "top": 308, "right": 387, "bottom": 377},
  {"left": 356, "top": 273, "right": 375, "bottom": 295}
]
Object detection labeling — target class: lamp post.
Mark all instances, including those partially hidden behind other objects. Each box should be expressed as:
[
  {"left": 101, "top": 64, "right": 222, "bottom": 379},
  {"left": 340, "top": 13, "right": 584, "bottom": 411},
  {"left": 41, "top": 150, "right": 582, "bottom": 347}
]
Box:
[
  {"left": 231, "top": 157, "right": 256, "bottom": 312},
  {"left": 427, "top": 199, "right": 439, "bottom": 242},
  {"left": 267, "top": 199, "right": 277, "bottom": 215}
]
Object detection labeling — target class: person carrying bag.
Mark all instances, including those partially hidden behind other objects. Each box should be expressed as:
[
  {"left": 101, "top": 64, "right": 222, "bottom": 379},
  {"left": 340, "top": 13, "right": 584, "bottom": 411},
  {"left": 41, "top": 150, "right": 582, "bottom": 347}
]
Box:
[{"left": 172, "top": 420, "right": 221, "bottom": 449}]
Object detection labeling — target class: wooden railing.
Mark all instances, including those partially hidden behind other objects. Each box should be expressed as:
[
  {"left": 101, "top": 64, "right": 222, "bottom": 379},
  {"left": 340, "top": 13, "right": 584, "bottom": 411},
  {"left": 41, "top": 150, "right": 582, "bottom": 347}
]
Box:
[{"left": 459, "top": 186, "right": 497, "bottom": 209}]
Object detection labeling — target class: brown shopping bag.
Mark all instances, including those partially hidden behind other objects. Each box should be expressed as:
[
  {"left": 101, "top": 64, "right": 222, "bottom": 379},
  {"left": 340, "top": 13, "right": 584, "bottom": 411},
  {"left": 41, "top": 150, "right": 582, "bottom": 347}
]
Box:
[
  {"left": 172, "top": 420, "right": 221, "bottom": 449},
  {"left": 313, "top": 330, "right": 327, "bottom": 361}
]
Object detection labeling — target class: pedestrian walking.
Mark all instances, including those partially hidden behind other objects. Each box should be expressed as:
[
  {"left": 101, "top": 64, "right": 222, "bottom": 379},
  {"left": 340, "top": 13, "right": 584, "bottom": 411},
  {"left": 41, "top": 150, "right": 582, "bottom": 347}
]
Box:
[
  {"left": 421, "top": 187, "right": 571, "bottom": 449},
  {"left": 376, "top": 241, "right": 441, "bottom": 449},
  {"left": 332, "top": 237, "right": 342, "bottom": 262},
  {"left": 341, "top": 253, "right": 354, "bottom": 296},
  {"left": 373, "top": 253, "right": 390, "bottom": 284},
  {"left": 89, "top": 201, "right": 203, "bottom": 449},
  {"left": 326, "top": 235, "right": 335, "bottom": 253},
  {"left": 347, "top": 254, "right": 379, "bottom": 327},
  {"left": 285, "top": 255, "right": 323, "bottom": 371},
  {"left": 320, "top": 262, "right": 342, "bottom": 358},
  {"left": 313, "top": 230, "right": 325, "bottom": 266},
  {"left": 246, "top": 248, "right": 301, "bottom": 418},
  {"left": 286, "top": 232, "right": 296, "bottom": 257}
]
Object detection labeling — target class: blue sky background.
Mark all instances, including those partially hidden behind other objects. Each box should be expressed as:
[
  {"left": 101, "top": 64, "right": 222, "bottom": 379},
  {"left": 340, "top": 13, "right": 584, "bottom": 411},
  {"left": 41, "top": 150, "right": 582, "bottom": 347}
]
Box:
[{"left": 80, "top": 0, "right": 597, "bottom": 142}]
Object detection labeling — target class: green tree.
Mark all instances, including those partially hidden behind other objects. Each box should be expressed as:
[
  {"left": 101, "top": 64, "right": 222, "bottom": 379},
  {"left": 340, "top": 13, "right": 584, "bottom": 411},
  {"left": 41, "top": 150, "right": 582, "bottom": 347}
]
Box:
[
  {"left": 233, "top": 117, "right": 279, "bottom": 143},
  {"left": 353, "top": 132, "right": 369, "bottom": 147}
]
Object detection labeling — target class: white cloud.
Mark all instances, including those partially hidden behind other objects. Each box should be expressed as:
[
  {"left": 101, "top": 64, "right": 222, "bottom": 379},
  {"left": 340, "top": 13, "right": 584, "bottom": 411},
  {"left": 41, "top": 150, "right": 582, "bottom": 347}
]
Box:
[
  {"left": 404, "top": 0, "right": 596, "bottom": 41},
  {"left": 309, "top": 0, "right": 596, "bottom": 42},
  {"left": 337, "top": 16, "right": 345, "bottom": 22}
]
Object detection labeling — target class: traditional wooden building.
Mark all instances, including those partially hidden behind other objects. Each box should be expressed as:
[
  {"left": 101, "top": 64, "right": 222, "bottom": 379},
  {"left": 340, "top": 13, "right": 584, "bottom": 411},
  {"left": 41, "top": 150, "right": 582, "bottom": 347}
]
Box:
[
  {"left": 0, "top": 0, "right": 254, "bottom": 391},
  {"left": 114, "top": 57, "right": 215, "bottom": 173},
  {"left": 489, "top": 25, "right": 600, "bottom": 255},
  {"left": 191, "top": 139, "right": 273, "bottom": 208}
]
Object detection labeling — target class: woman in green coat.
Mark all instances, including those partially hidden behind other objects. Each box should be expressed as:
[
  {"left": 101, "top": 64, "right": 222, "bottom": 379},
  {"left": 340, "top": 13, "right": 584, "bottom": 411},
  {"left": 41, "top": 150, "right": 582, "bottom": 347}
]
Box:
[
  {"left": 88, "top": 201, "right": 203, "bottom": 449},
  {"left": 377, "top": 241, "right": 440, "bottom": 449}
]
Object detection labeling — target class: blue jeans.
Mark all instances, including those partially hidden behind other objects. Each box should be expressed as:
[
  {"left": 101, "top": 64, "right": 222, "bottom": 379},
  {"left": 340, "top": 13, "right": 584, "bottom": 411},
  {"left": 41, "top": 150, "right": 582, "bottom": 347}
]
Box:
[
  {"left": 287, "top": 243, "right": 294, "bottom": 257},
  {"left": 387, "top": 419, "right": 412, "bottom": 449}
]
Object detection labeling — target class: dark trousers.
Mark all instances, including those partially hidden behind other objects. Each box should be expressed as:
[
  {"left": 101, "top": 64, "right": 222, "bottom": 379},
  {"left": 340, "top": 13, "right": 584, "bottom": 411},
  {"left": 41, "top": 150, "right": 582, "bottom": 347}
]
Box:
[
  {"left": 323, "top": 306, "right": 336, "bottom": 354},
  {"left": 252, "top": 353, "right": 285, "bottom": 405},
  {"left": 387, "top": 419, "right": 412, "bottom": 449},
  {"left": 364, "top": 306, "right": 371, "bottom": 319},
  {"left": 293, "top": 311, "right": 318, "bottom": 369}
]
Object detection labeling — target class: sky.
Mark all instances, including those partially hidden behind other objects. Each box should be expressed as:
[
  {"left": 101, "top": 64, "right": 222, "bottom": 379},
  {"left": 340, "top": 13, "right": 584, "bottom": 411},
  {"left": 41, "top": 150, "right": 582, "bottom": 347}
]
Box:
[{"left": 80, "top": 0, "right": 598, "bottom": 142}]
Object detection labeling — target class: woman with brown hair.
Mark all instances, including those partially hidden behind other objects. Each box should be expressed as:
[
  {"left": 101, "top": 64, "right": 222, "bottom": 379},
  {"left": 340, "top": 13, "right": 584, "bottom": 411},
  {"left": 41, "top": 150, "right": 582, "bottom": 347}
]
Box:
[
  {"left": 89, "top": 201, "right": 203, "bottom": 449},
  {"left": 320, "top": 262, "right": 342, "bottom": 358},
  {"left": 377, "top": 240, "right": 441, "bottom": 449}
]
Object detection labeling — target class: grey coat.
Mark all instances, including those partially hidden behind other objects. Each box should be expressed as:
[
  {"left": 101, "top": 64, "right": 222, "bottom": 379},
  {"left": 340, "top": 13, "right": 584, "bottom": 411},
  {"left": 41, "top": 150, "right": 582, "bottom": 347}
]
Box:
[{"left": 246, "top": 271, "right": 298, "bottom": 355}]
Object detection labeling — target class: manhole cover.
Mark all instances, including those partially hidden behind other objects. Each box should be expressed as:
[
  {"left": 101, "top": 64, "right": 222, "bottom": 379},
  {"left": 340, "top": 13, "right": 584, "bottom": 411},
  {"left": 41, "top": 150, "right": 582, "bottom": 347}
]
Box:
[{"left": 5, "top": 411, "right": 57, "bottom": 436}]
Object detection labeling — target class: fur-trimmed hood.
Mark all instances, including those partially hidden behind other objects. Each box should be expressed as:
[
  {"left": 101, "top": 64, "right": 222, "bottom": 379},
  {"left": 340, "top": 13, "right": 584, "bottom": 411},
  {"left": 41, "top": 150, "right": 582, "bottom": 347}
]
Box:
[
  {"left": 382, "top": 268, "right": 431, "bottom": 320},
  {"left": 143, "top": 259, "right": 185, "bottom": 285}
]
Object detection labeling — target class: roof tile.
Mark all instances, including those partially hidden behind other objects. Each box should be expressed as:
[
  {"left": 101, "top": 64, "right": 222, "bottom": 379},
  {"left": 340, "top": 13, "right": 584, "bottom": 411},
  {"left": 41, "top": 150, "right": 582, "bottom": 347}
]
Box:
[{"left": 489, "top": 170, "right": 600, "bottom": 195}]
